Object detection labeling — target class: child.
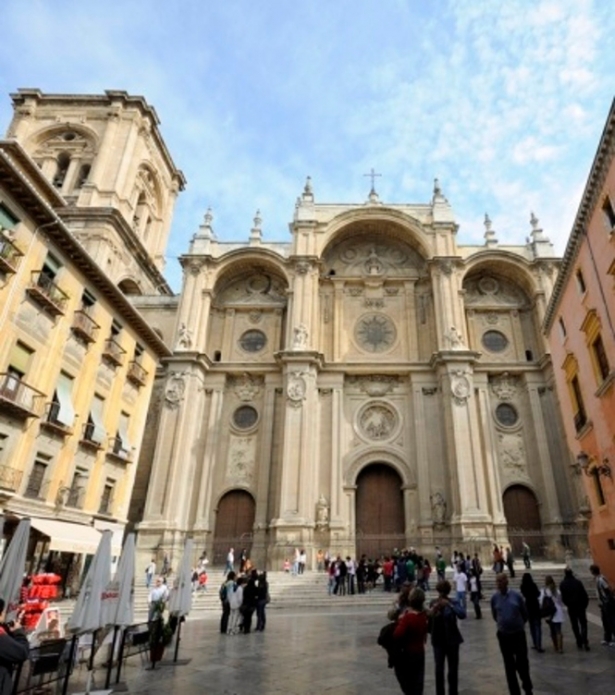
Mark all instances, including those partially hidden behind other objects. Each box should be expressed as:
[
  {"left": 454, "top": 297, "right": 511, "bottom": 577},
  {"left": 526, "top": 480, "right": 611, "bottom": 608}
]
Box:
[
  {"left": 198, "top": 571, "right": 208, "bottom": 592},
  {"left": 283, "top": 558, "right": 290, "bottom": 573}
]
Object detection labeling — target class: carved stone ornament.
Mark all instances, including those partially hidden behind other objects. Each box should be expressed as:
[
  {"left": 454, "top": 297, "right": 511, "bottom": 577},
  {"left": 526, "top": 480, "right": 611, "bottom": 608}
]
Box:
[
  {"left": 446, "top": 325, "right": 466, "bottom": 350},
  {"left": 490, "top": 373, "right": 518, "bottom": 401},
  {"left": 315, "top": 494, "right": 330, "bottom": 530},
  {"left": 357, "top": 402, "right": 399, "bottom": 441},
  {"left": 176, "top": 323, "right": 193, "bottom": 350},
  {"left": 231, "top": 373, "right": 262, "bottom": 402},
  {"left": 451, "top": 371, "right": 471, "bottom": 406},
  {"left": 287, "top": 372, "right": 307, "bottom": 407},
  {"left": 292, "top": 324, "right": 309, "bottom": 350},
  {"left": 164, "top": 373, "right": 186, "bottom": 409},
  {"left": 248, "top": 311, "right": 262, "bottom": 324},
  {"left": 226, "top": 436, "right": 255, "bottom": 485},
  {"left": 498, "top": 432, "right": 527, "bottom": 473},
  {"left": 430, "top": 492, "right": 447, "bottom": 527},
  {"left": 348, "top": 375, "right": 398, "bottom": 397},
  {"left": 294, "top": 260, "right": 311, "bottom": 275},
  {"left": 486, "top": 312, "right": 499, "bottom": 325}
]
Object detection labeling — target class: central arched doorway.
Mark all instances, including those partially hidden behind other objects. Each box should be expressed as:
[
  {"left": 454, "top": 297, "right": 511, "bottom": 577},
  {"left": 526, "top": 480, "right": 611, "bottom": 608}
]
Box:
[
  {"left": 213, "top": 490, "right": 255, "bottom": 565},
  {"left": 355, "top": 463, "right": 404, "bottom": 559},
  {"left": 503, "top": 485, "right": 543, "bottom": 557}
]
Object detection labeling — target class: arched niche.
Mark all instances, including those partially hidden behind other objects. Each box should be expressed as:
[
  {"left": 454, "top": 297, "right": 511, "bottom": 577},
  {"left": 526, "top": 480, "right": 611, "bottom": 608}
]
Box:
[{"left": 212, "top": 489, "right": 256, "bottom": 565}]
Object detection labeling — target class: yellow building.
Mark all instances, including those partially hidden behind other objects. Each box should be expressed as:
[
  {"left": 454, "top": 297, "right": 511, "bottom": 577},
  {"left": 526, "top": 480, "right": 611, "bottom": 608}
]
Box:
[{"left": 0, "top": 89, "right": 184, "bottom": 590}]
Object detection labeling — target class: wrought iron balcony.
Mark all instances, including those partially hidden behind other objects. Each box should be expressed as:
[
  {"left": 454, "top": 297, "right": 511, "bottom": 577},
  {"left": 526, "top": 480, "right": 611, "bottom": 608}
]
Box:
[
  {"left": 106, "top": 436, "right": 133, "bottom": 463},
  {"left": 71, "top": 309, "right": 100, "bottom": 344},
  {"left": 102, "top": 337, "right": 126, "bottom": 367},
  {"left": 98, "top": 495, "right": 114, "bottom": 516},
  {"left": 26, "top": 271, "right": 69, "bottom": 316},
  {"left": 65, "top": 485, "right": 85, "bottom": 509},
  {"left": 0, "top": 234, "right": 24, "bottom": 275},
  {"left": 39, "top": 401, "right": 74, "bottom": 436},
  {"left": 0, "top": 373, "right": 45, "bottom": 418},
  {"left": 0, "top": 464, "right": 23, "bottom": 493},
  {"left": 79, "top": 422, "right": 105, "bottom": 450},
  {"left": 127, "top": 360, "right": 148, "bottom": 387}
]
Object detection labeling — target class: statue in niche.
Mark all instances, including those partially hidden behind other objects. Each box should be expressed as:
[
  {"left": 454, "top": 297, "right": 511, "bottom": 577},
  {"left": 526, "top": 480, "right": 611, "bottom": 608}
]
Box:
[
  {"left": 446, "top": 325, "right": 465, "bottom": 349},
  {"left": 430, "top": 492, "right": 447, "bottom": 526},
  {"left": 315, "top": 494, "right": 329, "bottom": 529},
  {"left": 177, "top": 323, "right": 193, "bottom": 349},
  {"left": 292, "top": 323, "right": 309, "bottom": 350}
]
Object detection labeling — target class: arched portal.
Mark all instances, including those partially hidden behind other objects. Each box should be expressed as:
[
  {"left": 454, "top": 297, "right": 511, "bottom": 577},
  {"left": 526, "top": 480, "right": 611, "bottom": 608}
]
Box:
[
  {"left": 503, "top": 485, "right": 543, "bottom": 557},
  {"left": 213, "top": 490, "right": 255, "bottom": 565},
  {"left": 355, "top": 463, "right": 404, "bottom": 560}
]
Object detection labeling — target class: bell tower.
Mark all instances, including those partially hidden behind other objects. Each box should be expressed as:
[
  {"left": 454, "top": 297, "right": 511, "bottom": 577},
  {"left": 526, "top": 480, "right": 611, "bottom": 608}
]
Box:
[{"left": 6, "top": 89, "right": 186, "bottom": 295}]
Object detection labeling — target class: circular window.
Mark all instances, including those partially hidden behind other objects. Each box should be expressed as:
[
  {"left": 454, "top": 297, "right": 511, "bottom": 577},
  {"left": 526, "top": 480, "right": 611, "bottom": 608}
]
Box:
[
  {"left": 482, "top": 330, "right": 508, "bottom": 352},
  {"left": 496, "top": 403, "right": 518, "bottom": 427},
  {"left": 354, "top": 313, "right": 397, "bottom": 353},
  {"left": 63, "top": 132, "right": 76, "bottom": 141},
  {"left": 239, "top": 329, "right": 267, "bottom": 352},
  {"left": 233, "top": 405, "right": 259, "bottom": 429}
]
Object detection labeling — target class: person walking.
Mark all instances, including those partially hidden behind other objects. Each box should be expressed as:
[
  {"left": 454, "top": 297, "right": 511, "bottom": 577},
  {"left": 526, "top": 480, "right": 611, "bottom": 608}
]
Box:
[
  {"left": 519, "top": 573, "right": 543, "bottom": 653},
  {"left": 589, "top": 564, "right": 615, "bottom": 646},
  {"left": 559, "top": 568, "right": 589, "bottom": 650},
  {"left": 429, "top": 579, "right": 466, "bottom": 695},
  {"left": 521, "top": 542, "right": 531, "bottom": 569},
  {"left": 453, "top": 564, "right": 467, "bottom": 612},
  {"left": 255, "top": 571, "right": 269, "bottom": 632},
  {"left": 147, "top": 577, "right": 169, "bottom": 622},
  {"left": 505, "top": 548, "right": 515, "bottom": 579},
  {"left": 469, "top": 571, "right": 482, "bottom": 619},
  {"left": 491, "top": 573, "right": 533, "bottom": 695},
  {"left": 540, "top": 575, "right": 565, "bottom": 654},
  {"left": 224, "top": 547, "right": 234, "bottom": 575},
  {"left": 393, "top": 587, "right": 429, "bottom": 694},
  {"left": 145, "top": 558, "right": 156, "bottom": 588}
]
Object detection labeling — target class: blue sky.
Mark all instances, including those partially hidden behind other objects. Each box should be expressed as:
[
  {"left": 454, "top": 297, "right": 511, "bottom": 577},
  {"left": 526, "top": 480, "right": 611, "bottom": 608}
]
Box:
[{"left": 1, "top": 0, "right": 614, "bottom": 292}]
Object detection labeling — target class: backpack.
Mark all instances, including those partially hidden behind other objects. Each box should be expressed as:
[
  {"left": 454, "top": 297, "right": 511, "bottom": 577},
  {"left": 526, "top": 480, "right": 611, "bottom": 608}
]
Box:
[
  {"left": 540, "top": 594, "right": 556, "bottom": 620},
  {"left": 219, "top": 584, "right": 228, "bottom": 602},
  {"left": 377, "top": 621, "right": 399, "bottom": 668}
]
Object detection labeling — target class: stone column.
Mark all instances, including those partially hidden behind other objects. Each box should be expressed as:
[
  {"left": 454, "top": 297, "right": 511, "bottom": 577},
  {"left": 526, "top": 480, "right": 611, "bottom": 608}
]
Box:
[
  {"left": 410, "top": 379, "right": 432, "bottom": 527},
  {"left": 115, "top": 119, "right": 141, "bottom": 194},
  {"left": 175, "top": 260, "right": 204, "bottom": 350},
  {"left": 333, "top": 282, "right": 344, "bottom": 361},
  {"left": 526, "top": 379, "right": 561, "bottom": 525},
  {"left": 329, "top": 380, "right": 345, "bottom": 524},
  {"left": 89, "top": 111, "right": 120, "bottom": 191},
  {"left": 404, "top": 280, "right": 419, "bottom": 360}
]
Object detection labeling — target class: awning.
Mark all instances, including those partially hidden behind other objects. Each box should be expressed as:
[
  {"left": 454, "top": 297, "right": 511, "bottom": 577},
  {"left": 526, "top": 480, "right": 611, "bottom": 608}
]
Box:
[
  {"left": 93, "top": 520, "right": 124, "bottom": 557},
  {"left": 30, "top": 517, "right": 103, "bottom": 555}
]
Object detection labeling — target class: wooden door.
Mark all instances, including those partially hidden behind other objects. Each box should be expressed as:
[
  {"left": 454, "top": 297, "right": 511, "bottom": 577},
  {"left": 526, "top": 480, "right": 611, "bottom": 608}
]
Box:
[
  {"left": 213, "top": 490, "right": 255, "bottom": 565},
  {"left": 503, "top": 485, "right": 543, "bottom": 556},
  {"left": 356, "top": 464, "right": 404, "bottom": 560}
]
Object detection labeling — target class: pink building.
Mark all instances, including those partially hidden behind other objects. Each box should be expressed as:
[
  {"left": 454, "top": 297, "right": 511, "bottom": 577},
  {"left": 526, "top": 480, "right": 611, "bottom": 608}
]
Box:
[{"left": 545, "top": 98, "right": 615, "bottom": 583}]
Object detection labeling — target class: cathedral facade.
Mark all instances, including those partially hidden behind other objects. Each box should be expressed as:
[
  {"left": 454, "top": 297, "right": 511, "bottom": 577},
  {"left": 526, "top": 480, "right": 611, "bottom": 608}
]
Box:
[{"left": 134, "top": 179, "right": 581, "bottom": 569}]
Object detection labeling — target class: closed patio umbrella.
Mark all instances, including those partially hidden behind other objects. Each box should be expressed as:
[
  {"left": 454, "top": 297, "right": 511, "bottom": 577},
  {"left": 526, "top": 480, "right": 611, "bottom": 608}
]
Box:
[
  {"left": 168, "top": 538, "right": 193, "bottom": 617},
  {"left": 0, "top": 517, "right": 30, "bottom": 621},
  {"left": 101, "top": 532, "right": 134, "bottom": 628}
]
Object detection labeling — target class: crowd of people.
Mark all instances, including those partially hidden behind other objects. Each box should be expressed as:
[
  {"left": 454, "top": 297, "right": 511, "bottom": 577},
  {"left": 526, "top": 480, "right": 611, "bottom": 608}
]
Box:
[
  {"left": 219, "top": 569, "right": 270, "bottom": 635},
  {"left": 379, "top": 553, "right": 615, "bottom": 695}
]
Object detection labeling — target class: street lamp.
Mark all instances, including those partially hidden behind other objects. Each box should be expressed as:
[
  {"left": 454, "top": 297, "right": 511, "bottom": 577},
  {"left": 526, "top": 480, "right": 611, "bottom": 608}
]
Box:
[{"left": 575, "top": 451, "right": 612, "bottom": 479}]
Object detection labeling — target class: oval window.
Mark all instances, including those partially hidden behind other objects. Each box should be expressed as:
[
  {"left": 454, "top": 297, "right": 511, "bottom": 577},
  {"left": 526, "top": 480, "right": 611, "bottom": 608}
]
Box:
[
  {"left": 239, "top": 329, "right": 267, "bottom": 353},
  {"left": 233, "top": 405, "right": 259, "bottom": 429},
  {"left": 482, "top": 330, "right": 508, "bottom": 352},
  {"left": 495, "top": 403, "right": 518, "bottom": 427}
]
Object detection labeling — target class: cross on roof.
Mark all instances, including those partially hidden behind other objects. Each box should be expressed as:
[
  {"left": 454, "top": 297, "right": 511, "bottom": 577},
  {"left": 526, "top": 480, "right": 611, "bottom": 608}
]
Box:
[{"left": 363, "top": 168, "right": 382, "bottom": 194}]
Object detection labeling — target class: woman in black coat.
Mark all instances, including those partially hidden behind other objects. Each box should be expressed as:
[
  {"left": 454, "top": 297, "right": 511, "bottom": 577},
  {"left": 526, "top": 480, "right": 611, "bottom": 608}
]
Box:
[
  {"left": 0, "top": 598, "right": 29, "bottom": 695},
  {"left": 520, "top": 573, "right": 544, "bottom": 652}
]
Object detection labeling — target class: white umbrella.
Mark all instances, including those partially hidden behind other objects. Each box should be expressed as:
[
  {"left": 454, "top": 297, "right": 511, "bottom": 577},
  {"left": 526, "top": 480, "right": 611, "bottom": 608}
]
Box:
[
  {"left": 168, "top": 538, "right": 193, "bottom": 617},
  {"left": 101, "top": 532, "right": 134, "bottom": 627},
  {"left": 66, "top": 530, "right": 112, "bottom": 634},
  {"left": 0, "top": 517, "right": 30, "bottom": 621}
]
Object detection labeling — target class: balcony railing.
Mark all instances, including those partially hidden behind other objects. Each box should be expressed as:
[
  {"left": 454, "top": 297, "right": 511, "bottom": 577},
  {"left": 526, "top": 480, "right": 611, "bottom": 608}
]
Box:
[
  {"left": 71, "top": 309, "right": 100, "bottom": 344},
  {"left": 98, "top": 495, "right": 114, "bottom": 516},
  {"left": 39, "top": 401, "right": 74, "bottom": 436},
  {"left": 0, "top": 373, "right": 45, "bottom": 418},
  {"left": 65, "top": 486, "right": 85, "bottom": 509},
  {"left": 26, "top": 271, "right": 69, "bottom": 316},
  {"left": 127, "top": 360, "right": 148, "bottom": 387},
  {"left": 0, "top": 464, "right": 23, "bottom": 492},
  {"left": 79, "top": 422, "right": 105, "bottom": 450},
  {"left": 102, "top": 337, "right": 126, "bottom": 367},
  {"left": 0, "top": 234, "right": 24, "bottom": 274},
  {"left": 106, "top": 436, "right": 132, "bottom": 463}
]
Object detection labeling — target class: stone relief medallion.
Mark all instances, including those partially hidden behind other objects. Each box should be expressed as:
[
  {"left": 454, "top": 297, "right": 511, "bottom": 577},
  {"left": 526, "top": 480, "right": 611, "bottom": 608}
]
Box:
[
  {"left": 230, "top": 373, "right": 262, "bottom": 402},
  {"left": 486, "top": 312, "right": 499, "bottom": 325},
  {"left": 164, "top": 373, "right": 186, "bottom": 409},
  {"left": 451, "top": 371, "right": 471, "bottom": 406},
  {"left": 286, "top": 372, "right": 307, "bottom": 407},
  {"left": 490, "top": 372, "right": 518, "bottom": 401},
  {"left": 248, "top": 311, "right": 262, "bottom": 324},
  {"left": 226, "top": 435, "right": 255, "bottom": 485},
  {"left": 354, "top": 313, "right": 397, "bottom": 353},
  {"left": 478, "top": 276, "right": 499, "bottom": 295},
  {"left": 498, "top": 432, "right": 527, "bottom": 474},
  {"left": 356, "top": 401, "right": 400, "bottom": 442}
]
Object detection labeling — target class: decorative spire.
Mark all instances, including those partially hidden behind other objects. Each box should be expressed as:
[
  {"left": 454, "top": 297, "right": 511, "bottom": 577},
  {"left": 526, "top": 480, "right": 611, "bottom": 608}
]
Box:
[
  {"left": 197, "top": 206, "right": 215, "bottom": 240},
  {"left": 434, "top": 178, "right": 442, "bottom": 196},
  {"left": 301, "top": 176, "right": 314, "bottom": 202},
  {"left": 364, "top": 168, "right": 382, "bottom": 203},
  {"left": 249, "top": 209, "right": 262, "bottom": 243},
  {"left": 484, "top": 213, "right": 498, "bottom": 247}
]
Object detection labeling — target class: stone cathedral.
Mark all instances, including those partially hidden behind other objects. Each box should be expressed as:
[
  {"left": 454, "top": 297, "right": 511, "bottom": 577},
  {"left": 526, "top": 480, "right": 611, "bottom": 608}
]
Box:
[
  {"left": 3, "top": 90, "right": 581, "bottom": 571},
  {"left": 134, "top": 179, "right": 579, "bottom": 570}
]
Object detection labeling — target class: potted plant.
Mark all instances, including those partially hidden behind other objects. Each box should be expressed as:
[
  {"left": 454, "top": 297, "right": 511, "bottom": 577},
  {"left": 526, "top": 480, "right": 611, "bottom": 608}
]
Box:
[{"left": 149, "top": 599, "right": 173, "bottom": 664}]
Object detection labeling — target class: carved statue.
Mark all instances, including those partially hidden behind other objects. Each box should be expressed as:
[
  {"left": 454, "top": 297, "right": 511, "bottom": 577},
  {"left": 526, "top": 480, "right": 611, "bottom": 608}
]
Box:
[
  {"left": 315, "top": 494, "right": 329, "bottom": 529},
  {"left": 177, "top": 323, "right": 193, "bottom": 349},
  {"left": 430, "top": 492, "right": 447, "bottom": 526},
  {"left": 446, "top": 325, "right": 465, "bottom": 349},
  {"left": 292, "top": 324, "right": 309, "bottom": 350}
]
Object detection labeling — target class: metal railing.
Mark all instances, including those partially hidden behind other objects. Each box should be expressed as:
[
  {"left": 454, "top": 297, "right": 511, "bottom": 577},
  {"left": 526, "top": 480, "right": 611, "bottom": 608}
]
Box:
[
  {"left": 0, "top": 233, "right": 23, "bottom": 273},
  {"left": 127, "top": 360, "right": 148, "bottom": 386},
  {"left": 102, "top": 337, "right": 126, "bottom": 367},
  {"left": 71, "top": 309, "right": 100, "bottom": 343},
  {"left": 107, "top": 437, "right": 132, "bottom": 462},
  {"left": 0, "top": 373, "right": 45, "bottom": 417},
  {"left": 26, "top": 271, "right": 69, "bottom": 314}
]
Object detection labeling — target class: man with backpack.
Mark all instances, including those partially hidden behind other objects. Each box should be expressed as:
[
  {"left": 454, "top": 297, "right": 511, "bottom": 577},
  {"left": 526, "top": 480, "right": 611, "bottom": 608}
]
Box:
[
  {"left": 590, "top": 564, "right": 615, "bottom": 646},
  {"left": 219, "top": 571, "right": 235, "bottom": 634}
]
